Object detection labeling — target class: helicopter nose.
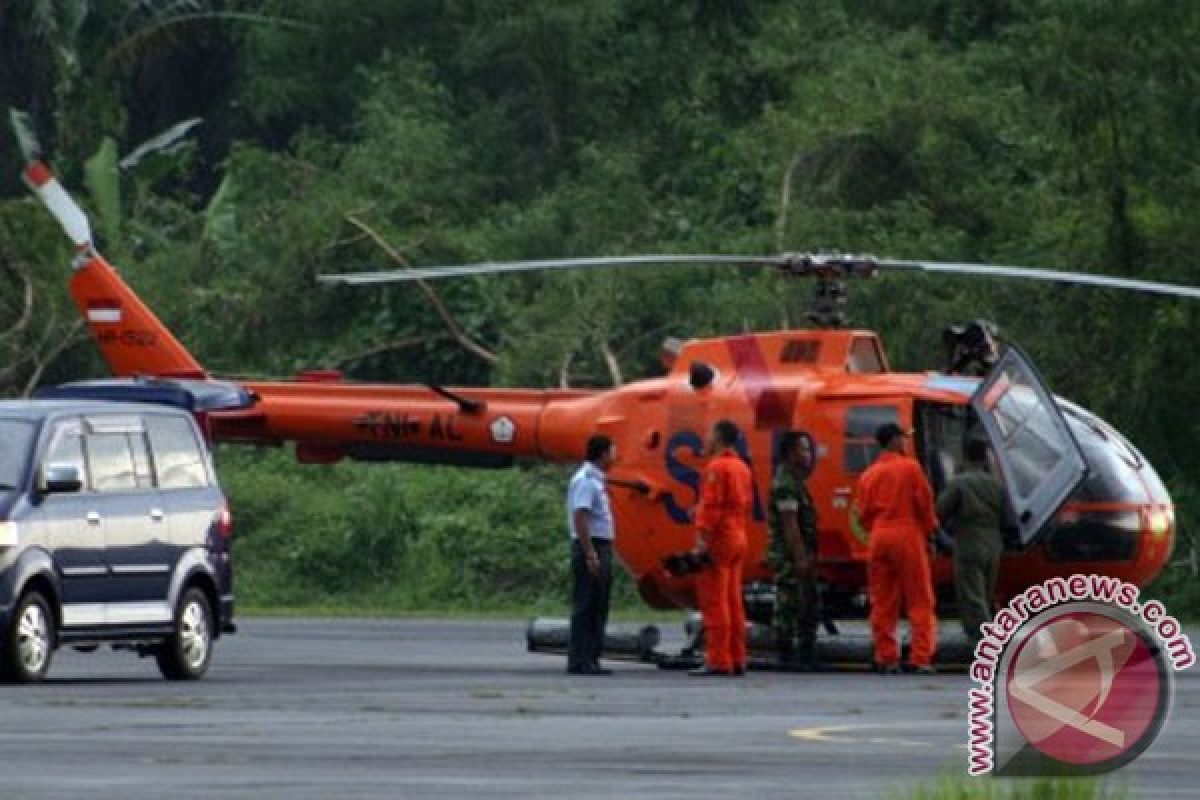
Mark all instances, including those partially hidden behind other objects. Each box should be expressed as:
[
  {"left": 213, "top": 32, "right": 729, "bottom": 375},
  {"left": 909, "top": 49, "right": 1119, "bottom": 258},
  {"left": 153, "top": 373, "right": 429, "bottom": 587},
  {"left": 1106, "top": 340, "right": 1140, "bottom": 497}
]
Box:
[
  {"left": 1044, "top": 506, "right": 1142, "bottom": 562},
  {"left": 1053, "top": 402, "right": 1175, "bottom": 576}
]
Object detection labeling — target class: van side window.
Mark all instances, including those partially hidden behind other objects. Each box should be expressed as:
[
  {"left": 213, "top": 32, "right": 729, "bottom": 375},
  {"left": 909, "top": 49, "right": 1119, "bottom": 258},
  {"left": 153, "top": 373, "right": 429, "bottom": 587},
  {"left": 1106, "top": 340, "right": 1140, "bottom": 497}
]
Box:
[
  {"left": 44, "top": 423, "right": 86, "bottom": 485},
  {"left": 129, "top": 433, "right": 155, "bottom": 488},
  {"left": 146, "top": 416, "right": 208, "bottom": 489},
  {"left": 86, "top": 433, "right": 138, "bottom": 491}
]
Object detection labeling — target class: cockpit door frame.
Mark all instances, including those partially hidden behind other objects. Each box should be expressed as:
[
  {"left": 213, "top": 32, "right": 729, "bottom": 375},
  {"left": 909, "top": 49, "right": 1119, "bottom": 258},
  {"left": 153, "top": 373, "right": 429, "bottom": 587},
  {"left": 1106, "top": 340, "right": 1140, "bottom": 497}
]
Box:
[{"left": 969, "top": 345, "right": 1087, "bottom": 548}]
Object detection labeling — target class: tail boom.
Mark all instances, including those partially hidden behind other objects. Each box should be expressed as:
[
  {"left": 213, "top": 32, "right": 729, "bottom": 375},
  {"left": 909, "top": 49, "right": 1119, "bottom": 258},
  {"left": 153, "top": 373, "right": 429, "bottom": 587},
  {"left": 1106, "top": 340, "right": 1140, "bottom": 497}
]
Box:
[
  {"left": 217, "top": 382, "right": 600, "bottom": 466},
  {"left": 71, "top": 253, "right": 206, "bottom": 379}
]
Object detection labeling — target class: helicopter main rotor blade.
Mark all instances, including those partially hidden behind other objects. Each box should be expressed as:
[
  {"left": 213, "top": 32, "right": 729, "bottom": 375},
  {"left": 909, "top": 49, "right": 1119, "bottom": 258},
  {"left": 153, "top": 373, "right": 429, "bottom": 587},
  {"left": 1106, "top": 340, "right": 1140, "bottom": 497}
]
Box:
[
  {"left": 878, "top": 259, "right": 1200, "bottom": 300},
  {"left": 318, "top": 254, "right": 783, "bottom": 285},
  {"left": 319, "top": 247, "right": 1200, "bottom": 301}
]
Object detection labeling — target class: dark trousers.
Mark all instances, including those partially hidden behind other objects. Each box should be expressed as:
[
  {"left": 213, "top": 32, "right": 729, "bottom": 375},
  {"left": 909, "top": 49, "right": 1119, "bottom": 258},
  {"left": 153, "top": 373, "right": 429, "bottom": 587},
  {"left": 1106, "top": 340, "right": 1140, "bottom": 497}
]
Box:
[
  {"left": 568, "top": 539, "right": 613, "bottom": 670},
  {"left": 955, "top": 539, "right": 1002, "bottom": 643}
]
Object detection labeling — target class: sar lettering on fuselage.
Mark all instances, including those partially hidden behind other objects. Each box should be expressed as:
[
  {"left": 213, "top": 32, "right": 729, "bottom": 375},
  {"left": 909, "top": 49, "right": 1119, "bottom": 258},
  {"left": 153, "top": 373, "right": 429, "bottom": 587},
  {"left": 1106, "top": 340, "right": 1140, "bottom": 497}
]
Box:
[
  {"left": 428, "top": 413, "right": 463, "bottom": 441},
  {"left": 354, "top": 411, "right": 421, "bottom": 440},
  {"left": 661, "top": 429, "right": 766, "bottom": 525},
  {"left": 353, "top": 411, "right": 464, "bottom": 442},
  {"left": 96, "top": 330, "right": 157, "bottom": 347}
]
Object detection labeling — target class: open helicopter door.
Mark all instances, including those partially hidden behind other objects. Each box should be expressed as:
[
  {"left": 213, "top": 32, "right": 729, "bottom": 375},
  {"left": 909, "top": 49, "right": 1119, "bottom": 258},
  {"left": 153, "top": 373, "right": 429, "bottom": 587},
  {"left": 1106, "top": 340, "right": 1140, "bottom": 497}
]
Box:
[{"left": 969, "top": 346, "right": 1087, "bottom": 548}]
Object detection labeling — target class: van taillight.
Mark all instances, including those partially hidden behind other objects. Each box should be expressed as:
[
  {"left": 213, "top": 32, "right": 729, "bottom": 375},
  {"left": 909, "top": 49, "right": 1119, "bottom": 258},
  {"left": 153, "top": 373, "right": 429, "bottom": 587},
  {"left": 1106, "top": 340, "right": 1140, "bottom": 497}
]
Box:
[{"left": 216, "top": 503, "right": 233, "bottom": 538}]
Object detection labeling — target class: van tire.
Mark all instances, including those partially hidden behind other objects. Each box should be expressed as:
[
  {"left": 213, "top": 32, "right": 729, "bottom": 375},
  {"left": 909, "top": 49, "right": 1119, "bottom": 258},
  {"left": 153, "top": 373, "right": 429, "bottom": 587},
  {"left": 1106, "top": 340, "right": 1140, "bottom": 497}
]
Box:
[
  {"left": 2, "top": 591, "right": 55, "bottom": 683},
  {"left": 157, "top": 588, "right": 213, "bottom": 680}
]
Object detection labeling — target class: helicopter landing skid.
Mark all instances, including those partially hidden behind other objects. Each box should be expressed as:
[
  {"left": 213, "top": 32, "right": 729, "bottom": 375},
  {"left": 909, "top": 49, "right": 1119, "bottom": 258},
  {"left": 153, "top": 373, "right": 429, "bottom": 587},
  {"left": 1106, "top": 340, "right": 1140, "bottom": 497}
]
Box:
[{"left": 524, "top": 616, "right": 974, "bottom": 672}]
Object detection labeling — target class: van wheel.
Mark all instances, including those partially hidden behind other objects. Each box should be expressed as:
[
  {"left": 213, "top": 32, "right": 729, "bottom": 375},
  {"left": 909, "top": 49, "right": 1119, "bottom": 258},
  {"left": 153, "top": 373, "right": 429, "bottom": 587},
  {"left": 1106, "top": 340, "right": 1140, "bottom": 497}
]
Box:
[
  {"left": 157, "top": 588, "right": 213, "bottom": 681},
  {"left": 2, "top": 591, "right": 55, "bottom": 683}
]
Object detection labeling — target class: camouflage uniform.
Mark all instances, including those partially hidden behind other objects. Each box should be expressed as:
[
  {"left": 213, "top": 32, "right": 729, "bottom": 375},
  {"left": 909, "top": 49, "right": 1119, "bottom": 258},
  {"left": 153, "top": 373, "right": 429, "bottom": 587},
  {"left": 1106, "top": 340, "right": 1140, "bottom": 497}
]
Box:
[
  {"left": 768, "top": 466, "right": 819, "bottom": 663},
  {"left": 936, "top": 466, "right": 1006, "bottom": 643}
]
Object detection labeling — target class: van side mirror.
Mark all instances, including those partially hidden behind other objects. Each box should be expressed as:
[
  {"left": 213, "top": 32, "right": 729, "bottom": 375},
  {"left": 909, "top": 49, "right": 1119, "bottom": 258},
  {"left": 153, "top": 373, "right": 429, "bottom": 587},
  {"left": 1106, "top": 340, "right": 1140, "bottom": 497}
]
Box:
[{"left": 41, "top": 464, "right": 83, "bottom": 494}]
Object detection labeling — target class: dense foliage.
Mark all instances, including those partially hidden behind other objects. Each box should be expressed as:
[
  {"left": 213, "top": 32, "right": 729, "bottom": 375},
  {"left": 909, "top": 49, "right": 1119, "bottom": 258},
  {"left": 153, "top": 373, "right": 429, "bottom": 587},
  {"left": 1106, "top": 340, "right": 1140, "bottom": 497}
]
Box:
[
  {"left": 218, "top": 448, "right": 623, "bottom": 610},
  {"left": 0, "top": 1, "right": 1196, "bottom": 610}
]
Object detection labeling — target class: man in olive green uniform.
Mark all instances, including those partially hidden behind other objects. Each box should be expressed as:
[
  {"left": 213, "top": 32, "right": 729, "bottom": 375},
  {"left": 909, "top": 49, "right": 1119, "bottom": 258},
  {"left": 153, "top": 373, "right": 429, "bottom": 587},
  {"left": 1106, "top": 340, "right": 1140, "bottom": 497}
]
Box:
[
  {"left": 768, "top": 432, "right": 820, "bottom": 668},
  {"left": 936, "top": 439, "right": 1007, "bottom": 644}
]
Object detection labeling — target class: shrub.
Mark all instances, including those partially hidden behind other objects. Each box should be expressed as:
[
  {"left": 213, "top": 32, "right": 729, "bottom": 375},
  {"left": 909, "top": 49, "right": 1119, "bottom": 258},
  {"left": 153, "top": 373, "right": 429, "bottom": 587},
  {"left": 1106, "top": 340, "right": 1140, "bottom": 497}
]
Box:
[{"left": 218, "top": 447, "right": 639, "bottom": 612}]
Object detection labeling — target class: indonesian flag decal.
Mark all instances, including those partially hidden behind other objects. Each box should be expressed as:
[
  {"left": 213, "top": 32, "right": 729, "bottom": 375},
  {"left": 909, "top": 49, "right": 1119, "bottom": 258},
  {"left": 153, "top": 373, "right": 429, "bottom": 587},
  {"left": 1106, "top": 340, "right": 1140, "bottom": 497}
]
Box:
[{"left": 86, "top": 298, "right": 123, "bottom": 324}]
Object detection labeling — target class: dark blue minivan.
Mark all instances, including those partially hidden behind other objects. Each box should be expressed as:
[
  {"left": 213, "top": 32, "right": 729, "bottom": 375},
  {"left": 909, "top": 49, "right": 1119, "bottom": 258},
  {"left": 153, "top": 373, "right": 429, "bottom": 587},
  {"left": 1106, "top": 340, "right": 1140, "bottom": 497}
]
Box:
[{"left": 0, "top": 400, "right": 233, "bottom": 682}]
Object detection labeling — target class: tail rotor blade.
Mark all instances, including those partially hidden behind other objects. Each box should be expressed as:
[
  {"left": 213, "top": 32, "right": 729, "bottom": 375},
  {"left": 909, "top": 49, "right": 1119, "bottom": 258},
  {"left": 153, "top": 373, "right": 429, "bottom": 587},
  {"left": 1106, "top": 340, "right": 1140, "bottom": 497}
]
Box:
[
  {"left": 9, "top": 109, "right": 40, "bottom": 161},
  {"left": 22, "top": 161, "right": 93, "bottom": 248},
  {"left": 11, "top": 109, "right": 93, "bottom": 249}
]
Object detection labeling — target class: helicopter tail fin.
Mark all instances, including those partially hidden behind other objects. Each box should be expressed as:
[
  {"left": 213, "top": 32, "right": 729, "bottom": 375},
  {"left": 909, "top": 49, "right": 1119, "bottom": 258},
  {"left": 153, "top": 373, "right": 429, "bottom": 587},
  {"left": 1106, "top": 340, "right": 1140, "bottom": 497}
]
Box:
[{"left": 20, "top": 158, "right": 206, "bottom": 379}]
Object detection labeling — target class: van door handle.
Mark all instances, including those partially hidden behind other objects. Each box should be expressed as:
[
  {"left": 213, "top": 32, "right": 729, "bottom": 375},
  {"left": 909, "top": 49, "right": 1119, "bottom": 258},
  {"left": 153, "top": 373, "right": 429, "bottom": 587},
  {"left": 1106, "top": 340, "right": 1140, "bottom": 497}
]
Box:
[
  {"left": 150, "top": 508, "right": 165, "bottom": 522},
  {"left": 86, "top": 511, "right": 101, "bottom": 526}
]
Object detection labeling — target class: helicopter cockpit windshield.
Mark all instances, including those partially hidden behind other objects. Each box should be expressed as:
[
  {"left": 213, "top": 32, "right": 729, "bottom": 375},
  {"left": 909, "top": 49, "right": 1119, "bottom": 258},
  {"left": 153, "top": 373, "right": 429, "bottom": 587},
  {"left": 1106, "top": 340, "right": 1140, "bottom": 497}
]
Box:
[
  {"left": 969, "top": 347, "right": 1088, "bottom": 547},
  {"left": 1058, "top": 400, "right": 1171, "bottom": 505}
]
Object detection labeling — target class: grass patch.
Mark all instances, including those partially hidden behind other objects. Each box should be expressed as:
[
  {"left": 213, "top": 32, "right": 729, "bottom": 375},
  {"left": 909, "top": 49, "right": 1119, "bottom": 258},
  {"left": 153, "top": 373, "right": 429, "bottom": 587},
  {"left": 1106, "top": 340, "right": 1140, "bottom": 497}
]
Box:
[{"left": 895, "top": 776, "right": 1129, "bottom": 800}]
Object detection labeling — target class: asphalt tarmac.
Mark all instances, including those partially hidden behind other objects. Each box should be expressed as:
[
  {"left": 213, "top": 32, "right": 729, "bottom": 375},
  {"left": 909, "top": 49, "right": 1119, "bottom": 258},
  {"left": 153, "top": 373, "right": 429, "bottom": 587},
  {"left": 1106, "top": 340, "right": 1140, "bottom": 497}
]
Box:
[{"left": 0, "top": 618, "right": 1194, "bottom": 799}]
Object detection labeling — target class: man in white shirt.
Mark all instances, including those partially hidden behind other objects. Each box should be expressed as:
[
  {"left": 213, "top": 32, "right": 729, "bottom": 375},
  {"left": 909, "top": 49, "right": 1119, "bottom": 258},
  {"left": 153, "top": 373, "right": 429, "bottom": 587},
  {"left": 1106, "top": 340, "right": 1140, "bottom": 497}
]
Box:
[{"left": 566, "top": 434, "right": 616, "bottom": 675}]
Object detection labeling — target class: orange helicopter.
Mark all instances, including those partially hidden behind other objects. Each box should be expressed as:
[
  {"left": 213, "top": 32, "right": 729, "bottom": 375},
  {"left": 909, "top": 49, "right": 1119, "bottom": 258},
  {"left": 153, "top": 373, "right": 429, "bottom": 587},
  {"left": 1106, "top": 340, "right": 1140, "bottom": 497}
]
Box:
[{"left": 17, "top": 139, "right": 1197, "bottom": 623}]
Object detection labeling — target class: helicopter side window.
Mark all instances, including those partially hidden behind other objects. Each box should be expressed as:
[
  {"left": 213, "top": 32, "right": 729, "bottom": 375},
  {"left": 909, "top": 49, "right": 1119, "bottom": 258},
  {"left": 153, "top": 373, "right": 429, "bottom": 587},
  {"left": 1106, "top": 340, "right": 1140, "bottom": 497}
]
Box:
[
  {"left": 844, "top": 405, "right": 898, "bottom": 473},
  {"left": 847, "top": 337, "right": 887, "bottom": 374},
  {"left": 915, "top": 403, "right": 972, "bottom": 494}
]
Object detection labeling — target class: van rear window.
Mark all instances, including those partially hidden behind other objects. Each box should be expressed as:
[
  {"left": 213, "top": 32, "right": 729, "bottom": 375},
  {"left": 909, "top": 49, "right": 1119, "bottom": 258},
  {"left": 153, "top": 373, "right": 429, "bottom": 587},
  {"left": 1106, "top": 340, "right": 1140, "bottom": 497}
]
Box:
[
  {"left": 146, "top": 416, "right": 209, "bottom": 489},
  {"left": 86, "top": 433, "right": 138, "bottom": 491}
]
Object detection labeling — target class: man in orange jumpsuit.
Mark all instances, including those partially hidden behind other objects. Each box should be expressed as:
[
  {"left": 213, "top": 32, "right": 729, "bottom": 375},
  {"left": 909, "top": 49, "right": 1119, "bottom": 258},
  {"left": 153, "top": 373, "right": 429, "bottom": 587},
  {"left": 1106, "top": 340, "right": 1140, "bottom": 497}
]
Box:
[
  {"left": 854, "top": 423, "right": 939, "bottom": 674},
  {"left": 691, "top": 419, "right": 755, "bottom": 676}
]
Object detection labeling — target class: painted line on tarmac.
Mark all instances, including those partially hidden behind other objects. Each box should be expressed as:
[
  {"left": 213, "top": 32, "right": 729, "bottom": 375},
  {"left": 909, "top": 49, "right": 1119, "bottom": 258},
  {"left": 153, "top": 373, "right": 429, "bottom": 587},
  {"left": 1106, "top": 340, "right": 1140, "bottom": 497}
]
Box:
[{"left": 789, "top": 722, "right": 968, "bottom": 750}]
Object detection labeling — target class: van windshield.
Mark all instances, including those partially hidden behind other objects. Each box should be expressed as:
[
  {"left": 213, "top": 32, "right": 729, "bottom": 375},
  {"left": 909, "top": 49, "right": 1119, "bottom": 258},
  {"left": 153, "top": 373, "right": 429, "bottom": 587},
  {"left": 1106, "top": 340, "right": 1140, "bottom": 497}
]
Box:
[{"left": 0, "top": 419, "right": 36, "bottom": 490}]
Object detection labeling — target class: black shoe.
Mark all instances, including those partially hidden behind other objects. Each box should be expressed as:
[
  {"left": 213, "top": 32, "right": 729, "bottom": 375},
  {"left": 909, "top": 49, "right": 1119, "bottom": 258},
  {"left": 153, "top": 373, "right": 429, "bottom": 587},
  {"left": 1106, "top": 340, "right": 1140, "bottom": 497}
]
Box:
[
  {"left": 689, "top": 666, "right": 732, "bottom": 677},
  {"left": 872, "top": 662, "right": 899, "bottom": 675},
  {"left": 732, "top": 665, "right": 746, "bottom": 676}
]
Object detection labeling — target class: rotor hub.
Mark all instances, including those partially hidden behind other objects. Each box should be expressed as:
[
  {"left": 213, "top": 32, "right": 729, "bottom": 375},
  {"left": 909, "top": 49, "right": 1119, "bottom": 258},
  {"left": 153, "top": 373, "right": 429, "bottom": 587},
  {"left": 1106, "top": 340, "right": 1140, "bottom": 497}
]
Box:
[
  {"left": 777, "top": 254, "right": 879, "bottom": 328},
  {"left": 777, "top": 253, "right": 880, "bottom": 280}
]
